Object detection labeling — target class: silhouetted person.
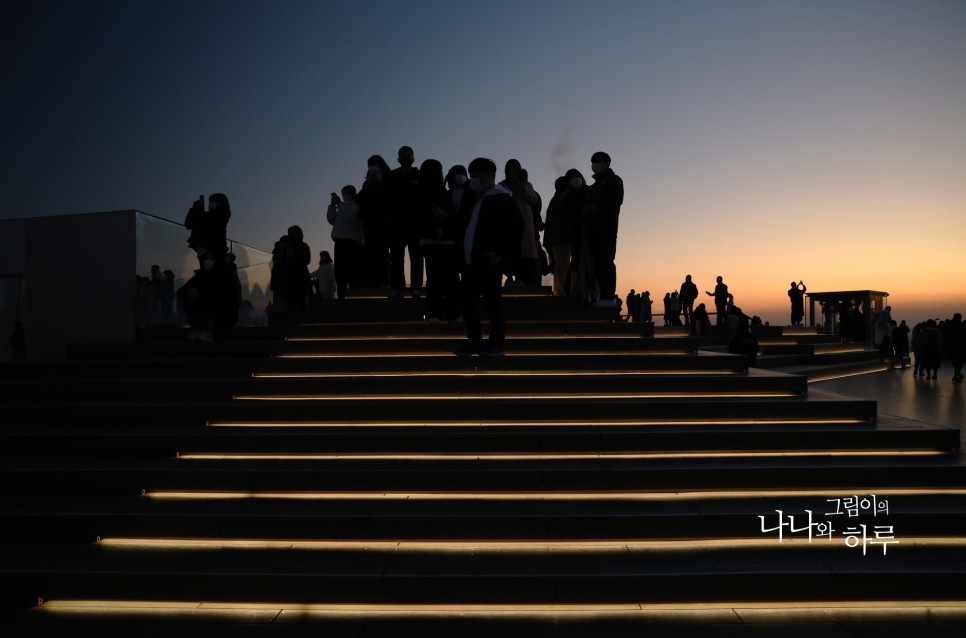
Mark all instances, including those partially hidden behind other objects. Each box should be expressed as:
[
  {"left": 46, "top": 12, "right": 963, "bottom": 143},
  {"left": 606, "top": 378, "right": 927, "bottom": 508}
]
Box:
[
  {"left": 583, "top": 152, "right": 623, "bottom": 307},
  {"left": 446, "top": 164, "right": 478, "bottom": 271},
  {"left": 145, "top": 264, "right": 164, "bottom": 323},
  {"left": 890, "top": 320, "right": 908, "bottom": 368},
  {"left": 728, "top": 318, "right": 759, "bottom": 369},
  {"left": 911, "top": 321, "right": 925, "bottom": 375},
  {"left": 948, "top": 313, "right": 965, "bottom": 383},
  {"left": 543, "top": 176, "right": 571, "bottom": 296},
  {"left": 879, "top": 321, "right": 895, "bottom": 364},
  {"left": 706, "top": 276, "right": 729, "bottom": 326},
  {"left": 679, "top": 275, "right": 698, "bottom": 326},
  {"left": 839, "top": 302, "right": 853, "bottom": 343},
  {"left": 521, "top": 168, "right": 548, "bottom": 278},
  {"left": 640, "top": 290, "right": 653, "bottom": 323},
  {"left": 177, "top": 248, "right": 240, "bottom": 341},
  {"left": 327, "top": 185, "right": 364, "bottom": 299},
  {"left": 389, "top": 145, "right": 423, "bottom": 298},
  {"left": 271, "top": 226, "right": 311, "bottom": 311},
  {"left": 788, "top": 280, "right": 806, "bottom": 326},
  {"left": 691, "top": 303, "right": 711, "bottom": 336},
  {"left": 921, "top": 319, "right": 942, "bottom": 379},
  {"left": 669, "top": 291, "right": 682, "bottom": 326},
  {"left": 184, "top": 193, "right": 231, "bottom": 264},
  {"left": 312, "top": 251, "right": 336, "bottom": 300},
  {"left": 725, "top": 296, "right": 751, "bottom": 336},
  {"left": 872, "top": 305, "right": 892, "bottom": 347},
  {"left": 417, "top": 158, "right": 461, "bottom": 323},
  {"left": 356, "top": 154, "right": 393, "bottom": 288},
  {"left": 455, "top": 157, "right": 523, "bottom": 357},
  {"left": 626, "top": 289, "right": 641, "bottom": 323},
  {"left": 500, "top": 159, "right": 540, "bottom": 286},
  {"left": 662, "top": 292, "right": 672, "bottom": 326},
  {"left": 563, "top": 168, "right": 592, "bottom": 302},
  {"left": 9, "top": 320, "right": 25, "bottom": 361}
]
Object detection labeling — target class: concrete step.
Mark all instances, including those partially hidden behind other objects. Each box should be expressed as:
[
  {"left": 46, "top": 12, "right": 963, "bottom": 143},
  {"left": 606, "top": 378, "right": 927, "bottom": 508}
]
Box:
[
  {"left": 0, "top": 353, "right": 757, "bottom": 379},
  {"left": 60, "top": 335, "right": 729, "bottom": 360},
  {"left": 0, "top": 395, "right": 879, "bottom": 425},
  {"left": 15, "top": 603, "right": 966, "bottom": 638},
  {"left": 269, "top": 296, "right": 620, "bottom": 325},
  {"left": 3, "top": 542, "right": 965, "bottom": 607},
  {"left": 4, "top": 418, "right": 953, "bottom": 457},
  {"left": 3, "top": 455, "right": 963, "bottom": 495},
  {"left": 0, "top": 370, "right": 809, "bottom": 402},
  {"left": 2, "top": 310, "right": 957, "bottom": 636},
  {"left": 4, "top": 490, "right": 963, "bottom": 538}
]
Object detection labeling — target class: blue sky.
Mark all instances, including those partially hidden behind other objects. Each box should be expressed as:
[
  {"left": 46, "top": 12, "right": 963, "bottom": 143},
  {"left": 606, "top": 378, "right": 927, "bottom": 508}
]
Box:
[{"left": 3, "top": 0, "right": 965, "bottom": 324}]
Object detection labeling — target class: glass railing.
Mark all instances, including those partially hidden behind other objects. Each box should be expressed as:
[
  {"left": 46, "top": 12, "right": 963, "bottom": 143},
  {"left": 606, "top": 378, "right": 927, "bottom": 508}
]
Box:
[
  {"left": 0, "top": 276, "right": 25, "bottom": 359},
  {"left": 134, "top": 212, "right": 272, "bottom": 327}
]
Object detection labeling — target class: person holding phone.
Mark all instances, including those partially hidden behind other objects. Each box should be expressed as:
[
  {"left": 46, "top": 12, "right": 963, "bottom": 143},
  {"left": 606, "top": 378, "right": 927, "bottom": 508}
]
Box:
[
  {"left": 326, "top": 185, "right": 364, "bottom": 299},
  {"left": 184, "top": 193, "right": 231, "bottom": 265},
  {"left": 788, "top": 280, "right": 807, "bottom": 326}
]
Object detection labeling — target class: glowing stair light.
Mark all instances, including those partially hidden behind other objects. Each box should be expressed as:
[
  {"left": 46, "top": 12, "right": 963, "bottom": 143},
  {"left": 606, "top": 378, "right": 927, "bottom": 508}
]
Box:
[
  {"left": 231, "top": 392, "right": 802, "bottom": 401},
  {"left": 35, "top": 599, "right": 966, "bottom": 622},
  {"left": 175, "top": 450, "right": 950, "bottom": 461},
  {"left": 141, "top": 487, "right": 966, "bottom": 501},
  {"left": 251, "top": 370, "right": 738, "bottom": 378},
  {"left": 206, "top": 418, "right": 871, "bottom": 428},
  {"left": 95, "top": 536, "right": 966, "bottom": 552}
]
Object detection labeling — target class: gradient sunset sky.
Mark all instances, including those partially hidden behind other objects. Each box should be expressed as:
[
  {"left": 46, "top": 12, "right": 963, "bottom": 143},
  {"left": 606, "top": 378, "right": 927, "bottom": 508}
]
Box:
[{"left": 3, "top": 0, "right": 964, "bottom": 325}]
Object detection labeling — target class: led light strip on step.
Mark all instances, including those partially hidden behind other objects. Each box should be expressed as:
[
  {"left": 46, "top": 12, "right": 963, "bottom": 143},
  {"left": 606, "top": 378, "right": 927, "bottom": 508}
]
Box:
[
  {"left": 95, "top": 536, "right": 966, "bottom": 552},
  {"left": 174, "top": 450, "right": 950, "bottom": 461},
  {"left": 275, "top": 351, "right": 688, "bottom": 358},
  {"left": 206, "top": 418, "right": 870, "bottom": 427},
  {"left": 232, "top": 392, "right": 801, "bottom": 400},
  {"left": 251, "top": 370, "right": 738, "bottom": 378},
  {"left": 141, "top": 487, "right": 966, "bottom": 501},
  {"left": 285, "top": 335, "right": 663, "bottom": 341},
  {"left": 809, "top": 366, "right": 892, "bottom": 382},
  {"left": 35, "top": 599, "right": 966, "bottom": 622}
]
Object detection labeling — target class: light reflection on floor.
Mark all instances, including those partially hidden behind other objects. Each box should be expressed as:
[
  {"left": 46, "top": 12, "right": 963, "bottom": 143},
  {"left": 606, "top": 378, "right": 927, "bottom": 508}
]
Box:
[{"left": 811, "top": 367, "right": 965, "bottom": 448}]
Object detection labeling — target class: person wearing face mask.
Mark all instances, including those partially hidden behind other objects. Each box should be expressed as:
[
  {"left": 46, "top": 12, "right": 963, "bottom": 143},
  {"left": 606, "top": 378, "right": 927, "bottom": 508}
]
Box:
[
  {"left": 270, "top": 225, "right": 312, "bottom": 311},
  {"left": 581, "top": 152, "right": 623, "bottom": 308},
  {"left": 356, "top": 154, "right": 393, "bottom": 288},
  {"left": 416, "top": 159, "right": 462, "bottom": 323},
  {"left": 499, "top": 159, "right": 540, "bottom": 287},
  {"left": 176, "top": 248, "right": 240, "bottom": 341},
  {"left": 543, "top": 175, "right": 572, "bottom": 296},
  {"left": 455, "top": 157, "right": 523, "bottom": 357},
  {"left": 389, "top": 145, "right": 424, "bottom": 299},
  {"left": 326, "top": 185, "right": 364, "bottom": 300},
  {"left": 184, "top": 192, "right": 232, "bottom": 266},
  {"left": 446, "top": 164, "right": 478, "bottom": 262},
  {"left": 563, "top": 168, "right": 595, "bottom": 303}
]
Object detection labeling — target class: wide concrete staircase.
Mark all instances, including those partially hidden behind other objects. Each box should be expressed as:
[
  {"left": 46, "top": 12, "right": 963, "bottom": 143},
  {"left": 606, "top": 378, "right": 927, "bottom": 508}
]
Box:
[{"left": 2, "top": 290, "right": 964, "bottom": 636}]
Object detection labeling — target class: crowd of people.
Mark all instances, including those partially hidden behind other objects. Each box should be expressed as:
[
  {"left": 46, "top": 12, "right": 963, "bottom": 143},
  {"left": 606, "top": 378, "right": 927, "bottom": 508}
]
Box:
[
  {"left": 874, "top": 307, "right": 965, "bottom": 383},
  {"left": 167, "top": 149, "right": 623, "bottom": 354},
  {"left": 321, "top": 146, "right": 624, "bottom": 317},
  {"left": 117, "top": 148, "right": 966, "bottom": 376},
  {"left": 623, "top": 274, "right": 763, "bottom": 338}
]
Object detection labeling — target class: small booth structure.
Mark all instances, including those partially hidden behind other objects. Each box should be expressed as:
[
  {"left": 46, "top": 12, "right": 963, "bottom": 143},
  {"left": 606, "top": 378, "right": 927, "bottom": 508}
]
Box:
[{"left": 805, "top": 290, "right": 889, "bottom": 348}]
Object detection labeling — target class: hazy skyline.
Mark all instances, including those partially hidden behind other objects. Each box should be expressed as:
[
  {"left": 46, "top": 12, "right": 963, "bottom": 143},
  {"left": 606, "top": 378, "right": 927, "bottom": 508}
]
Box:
[{"left": 3, "top": 0, "right": 964, "bottom": 325}]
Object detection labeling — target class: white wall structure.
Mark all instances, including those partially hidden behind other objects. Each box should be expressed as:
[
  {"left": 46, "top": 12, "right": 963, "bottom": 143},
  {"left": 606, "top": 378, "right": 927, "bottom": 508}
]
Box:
[
  {"left": 1, "top": 210, "right": 272, "bottom": 360},
  {"left": 24, "top": 211, "right": 137, "bottom": 360}
]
